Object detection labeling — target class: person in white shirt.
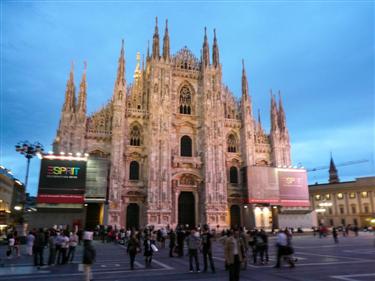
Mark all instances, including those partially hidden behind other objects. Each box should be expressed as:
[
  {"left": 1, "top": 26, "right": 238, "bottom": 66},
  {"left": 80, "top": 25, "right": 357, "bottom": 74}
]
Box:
[
  {"left": 26, "top": 231, "right": 35, "bottom": 256},
  {"left": 274, "top": 229, "right": 295, "bottom": 268},
  {"left": 67, "top": 232, "right": 79, "bottom": 263}
]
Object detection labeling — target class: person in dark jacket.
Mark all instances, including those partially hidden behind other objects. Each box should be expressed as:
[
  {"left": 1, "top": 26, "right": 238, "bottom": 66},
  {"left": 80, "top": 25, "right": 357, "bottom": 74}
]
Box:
[
  {"left": 127, "top": 233, "right": 140, "bottom": 270},
  {"left": 143, "top": 234, "right": 154, "bottom": 267},
  {"left": 176, "top": 226, "right": 185, "bottom": 257},
  {"left": 34, "top": 228, "right": 45, "bottom": 267},
  {"left": 201, "top": 225, "right": 215, "bottom": 273},
  {"left": 169, "top": 229, "right": 176, "bottom": 257},
  {"left": 82, "top": 239, "right": 96, "bottom": 281}
]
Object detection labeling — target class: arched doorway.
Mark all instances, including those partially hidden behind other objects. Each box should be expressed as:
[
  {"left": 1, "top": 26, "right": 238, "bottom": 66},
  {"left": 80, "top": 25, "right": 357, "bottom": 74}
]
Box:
[
  {"left": 126, "top": 203, "right": 140, "bottom": 230},
  {"left": 178, "top": 192, "right": 195, "bottom": 227},
  {"left": 230, "top": 205, "right": 241, "bottom": 228}
]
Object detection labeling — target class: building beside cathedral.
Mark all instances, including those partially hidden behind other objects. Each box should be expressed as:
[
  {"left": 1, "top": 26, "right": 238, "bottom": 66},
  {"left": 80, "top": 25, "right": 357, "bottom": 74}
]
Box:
[
  {"left": 309, "top": 157, "right": 375, "bottom": 228},
  {"left": 48, "top": 18, "right": 312, "bottom": 230}
]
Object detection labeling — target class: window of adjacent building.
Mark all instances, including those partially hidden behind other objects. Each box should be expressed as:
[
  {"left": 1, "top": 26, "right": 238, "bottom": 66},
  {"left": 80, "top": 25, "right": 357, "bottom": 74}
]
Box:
[
  {"left": 353, "top": 218, "right": 358, "bottom": 226},
  {"left": 349, "top": 192, "right": 356, "bottom": 199},
  {"left": 315, "top": 195, "right": 321, "bottom": 201},
  {"left": 325, "top": 194, "right": 331, "bottom": 200},
  {"left": 364, "top": 205, "right": 370, "bottom": 213},
  {"left": 179, "top": 86, "right": 192, "bottom": 114},
  {"left": 341, "top": 218, "right": 346, "bottom": 226},
  {"left": 329, "top": 219, "right": 334, "bottom": 226},
  {"left": 337, "top": 193, "right": 343, "bottom": 199},
  {"left": 361, "top": 191, "right": 368, "bottom": 198},
  {"left": 227, "top": 134, "right": 237, "bottom": 153},
  {"left": 328, "top": 207, "right": 332, "bottom": 215},
  {"left": 130, "top": 126, "right": 141, "bottom": 146},
  {"left": 339, "top": 205, "right": 344, "bottom": 214},
  {"left": 351, "top": 205, "right": 356, "bottom": 214},
  {"left": 229, "top": 167, "right": 238, "bottom": 184},
  {"left": 180, "top": 135, "right": 192, "bottom": 157},
  {"left": 129, "top": 161, "right": 140, "bottom": 180}
]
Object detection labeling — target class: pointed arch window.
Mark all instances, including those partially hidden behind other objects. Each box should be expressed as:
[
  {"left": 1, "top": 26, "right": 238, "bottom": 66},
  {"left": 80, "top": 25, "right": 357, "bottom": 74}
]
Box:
[
  {"left": 130, "top": 125, "right": 141, "bottom": 146},
  {"left": 180, "top": 135, "right": 192, "bottom": 157},
  {"left": 179, "top": 86, "right": 192, "bottom": 114},
  {"left": 129, "top": 161, "right": 140, "bottom": 180},
  {"left": 227, "top": 134, "right": 237, "bottom": 153},
  {"left": 229, "top": 166, "right": 238, "bottom": 184}
]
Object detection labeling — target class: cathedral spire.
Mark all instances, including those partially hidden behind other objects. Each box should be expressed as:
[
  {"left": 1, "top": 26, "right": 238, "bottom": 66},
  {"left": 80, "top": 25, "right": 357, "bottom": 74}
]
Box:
[
  {"left": 202, "top": 27, "right": 210, "bottom": 67},
  {"left": 147, "top": 40, "right": 150, "bottom": 59},
  {"left": 212, "top": 28, "right": 220, "bottom": 68},
  {"left": 241, "top": 59, "right": 249, "bottom": 99},
  {"left": 162, "top": 19, "right": 170, "bottom": 61},
  {"left": 329, "top": 153, "right": 340, "bottom": 183},
  {"left": 115, "top": 39, "right": 125, "bottom": 87},
  {"left": 278, "top": 91, "right": 287, "bottom": 131},
  {"left": 152, "top": 17, "right": 160, "bottom": 60},
  {"left": 270, "top": 90, "right": 279, "bottom": 132},
  {"left": 63, "top": 61, "right": 76, "bottom": 112},
  {"left": 241, "top": 60, "right": 253, "bottom": 118},
  {"left": 258, "top": 109, "right": 262, "bottom": 126},
  {"left": 77, "top": 61, "right": 87, "bottom": 114}
]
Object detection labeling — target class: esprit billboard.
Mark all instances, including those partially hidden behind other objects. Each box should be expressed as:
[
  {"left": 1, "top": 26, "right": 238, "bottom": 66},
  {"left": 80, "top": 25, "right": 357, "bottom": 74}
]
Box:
[
  {"left": 278, "top": 169, "right": 310, "bottom": 207},
  {"left": 246, "top": 167, "right": 310, "bottom": 207},
  {"left": 37, "top": 158, "right": 87, "bottom": 204}
]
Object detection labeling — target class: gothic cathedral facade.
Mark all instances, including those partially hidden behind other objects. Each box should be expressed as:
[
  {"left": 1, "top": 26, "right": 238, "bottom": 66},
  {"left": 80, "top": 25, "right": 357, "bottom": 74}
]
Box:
[{"left": 53, "top": 19, "right": 291, "bottom": 229}]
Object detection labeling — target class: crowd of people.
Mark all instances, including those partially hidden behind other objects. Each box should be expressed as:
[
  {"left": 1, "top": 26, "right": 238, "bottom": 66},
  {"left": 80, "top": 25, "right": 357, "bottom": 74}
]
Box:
[
  {"left": 2, "top": 223, "right": 365, "bottom": 281},
  {"left": 92, "top": 224, "right": 298, "bottom": 281}
]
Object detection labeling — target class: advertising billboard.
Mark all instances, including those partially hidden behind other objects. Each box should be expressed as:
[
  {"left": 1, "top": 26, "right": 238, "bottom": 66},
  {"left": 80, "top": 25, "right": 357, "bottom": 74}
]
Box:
[
  {"left": 37, "top": 157, "right": 87, "bottom": 204},
  {"left": 247, "top": 166, "right": 279, "bottom": 204},
  {"left": 278, "top": 169, "right": 310, "bottom": 207},
  {"left": 246, "top": 166, "right": 310, "bottom": 207}
]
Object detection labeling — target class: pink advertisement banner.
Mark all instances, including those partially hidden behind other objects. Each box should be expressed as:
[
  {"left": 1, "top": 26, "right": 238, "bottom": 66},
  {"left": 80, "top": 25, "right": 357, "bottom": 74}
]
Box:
[{"left": 246, "top": 167, "right": 310, "bottom": 207}]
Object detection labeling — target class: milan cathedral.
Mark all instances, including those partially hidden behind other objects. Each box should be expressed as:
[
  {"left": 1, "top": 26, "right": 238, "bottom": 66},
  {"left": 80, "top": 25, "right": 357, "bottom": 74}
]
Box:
[{"left": 53, "top": 18, "right": 292, "bottom": 229}]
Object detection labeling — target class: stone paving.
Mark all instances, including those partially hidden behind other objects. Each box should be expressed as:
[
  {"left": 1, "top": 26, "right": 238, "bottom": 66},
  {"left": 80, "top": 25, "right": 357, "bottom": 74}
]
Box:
[{"left": 0, "top": 232, "right": 374, "bottom": 281}]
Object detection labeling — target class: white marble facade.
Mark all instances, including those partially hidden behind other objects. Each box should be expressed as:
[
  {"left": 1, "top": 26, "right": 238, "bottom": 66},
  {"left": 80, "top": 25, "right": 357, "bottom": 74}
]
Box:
[{"left": 53, "top": 19, "right": 291, "bottom": 229}]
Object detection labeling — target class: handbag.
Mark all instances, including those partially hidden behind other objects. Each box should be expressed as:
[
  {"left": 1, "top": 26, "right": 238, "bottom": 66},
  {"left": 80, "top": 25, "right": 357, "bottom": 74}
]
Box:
[{"left": 151, "top": 244, "right": 158, "bottom": 252}]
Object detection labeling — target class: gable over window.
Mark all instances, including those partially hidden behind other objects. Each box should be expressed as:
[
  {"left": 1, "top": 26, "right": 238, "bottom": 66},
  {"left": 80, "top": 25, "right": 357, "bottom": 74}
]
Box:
[{"left": 179, "top": 86, "right": 192, "bottom": 114}]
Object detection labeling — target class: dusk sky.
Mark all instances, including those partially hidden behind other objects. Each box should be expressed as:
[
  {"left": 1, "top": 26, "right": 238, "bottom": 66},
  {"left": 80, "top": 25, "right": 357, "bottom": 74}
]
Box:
[{"left": 1, "top": 1, "right": 374, "bottom": 196}]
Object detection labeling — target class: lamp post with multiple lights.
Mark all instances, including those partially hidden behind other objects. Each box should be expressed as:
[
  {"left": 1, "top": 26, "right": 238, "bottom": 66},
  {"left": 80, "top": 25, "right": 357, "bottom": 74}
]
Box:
[{"left": 15, "top": 141, "right": 44, "bottom": 191}]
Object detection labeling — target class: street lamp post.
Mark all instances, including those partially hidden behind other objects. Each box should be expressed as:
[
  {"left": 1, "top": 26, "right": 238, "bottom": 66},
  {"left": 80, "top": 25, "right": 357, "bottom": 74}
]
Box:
[{"left": 15, "top": 141, "right": 44, "bottom": 191}]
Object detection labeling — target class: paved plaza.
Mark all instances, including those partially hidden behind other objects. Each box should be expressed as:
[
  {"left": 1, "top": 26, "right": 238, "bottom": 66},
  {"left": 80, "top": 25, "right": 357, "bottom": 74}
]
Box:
[{"left": 0, "top": 233, "right": 374, "bottom": 281}]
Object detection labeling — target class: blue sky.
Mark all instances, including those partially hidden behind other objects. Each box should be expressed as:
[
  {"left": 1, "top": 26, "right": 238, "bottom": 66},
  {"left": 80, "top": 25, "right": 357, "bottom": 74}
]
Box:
[{"left": 1, "top": 1, "right": 374, "bottom": 195}]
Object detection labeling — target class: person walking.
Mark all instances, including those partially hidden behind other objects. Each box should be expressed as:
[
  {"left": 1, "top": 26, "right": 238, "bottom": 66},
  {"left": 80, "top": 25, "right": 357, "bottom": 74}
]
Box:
[
  {"left": 33, "top": 228, "right": 45, "bottom": 267},
  {"left": 26, "top": 231, "right": 35, "bottom": 256},
  {"left": 224, "top": 229, "right": 246, "bottom": 281},
  {"left": 60, "top": 231, "right": 70, "bottom": 264},
  {"left": 176, "top": 226, "right": 185, "bottom": 257},
  {"left": 201, "top": 225, "right": 215, "bottom": 273},
  {"left": 259, "top": 229, "right": 269, "bottom": 264},
  {"left": 82, "top": 237, "right": 96, "bottom": 281},
  {"left": 48, "top": 230, "right": 57, "bottom": 266},
  {"left": 143, "top": 234, "right": 155, "bottom": 267},
  {"left": 67, "top": 231, "right": 79, "bottom": 263},
  {"left": 186, "top": 228, "right": 201, "bottom": 273},
  {"left": 168, "top": 229, "right": 176, "bottom": 257},
  {"left": 13, "top": 231, "right": 21, "bottom": 257},
  {"left": 127, "top": 233, "right": 140, "bottom": 270},
  {"left": 55, "top": 231, "right": 64, "bottom": 265},
  {"left": 332, "top": 227, "right": 339, "bottom": 244},
  {"left": 274, "top": 229, "right": 295, "bottom": 268}
]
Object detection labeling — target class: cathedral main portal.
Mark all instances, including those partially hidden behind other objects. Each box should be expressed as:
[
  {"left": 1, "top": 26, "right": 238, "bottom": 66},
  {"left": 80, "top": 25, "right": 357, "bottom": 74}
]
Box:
[{"left": 178, "top": 192, "right": 195, "bottom": 227}]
